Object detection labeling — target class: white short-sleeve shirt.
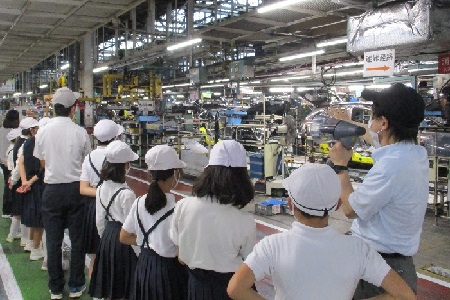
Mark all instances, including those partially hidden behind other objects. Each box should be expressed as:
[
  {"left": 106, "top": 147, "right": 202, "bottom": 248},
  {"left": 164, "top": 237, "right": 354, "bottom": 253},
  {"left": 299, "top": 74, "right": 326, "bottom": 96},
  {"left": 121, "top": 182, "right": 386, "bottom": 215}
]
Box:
[
  {"left": 170, "top": 196, "right": 256, "bottom": 273},
  {"left": 245, "top": 222, "right": 391, "bottom": 300},
  {"left": 80, "top": 146, "right": 106, "bottom": 187},
  {"left": 349, "top": 142, "right": 429, "bottom": 256},
  {"left": 34, "top": 117, "right": 91, "bottom": 184},
  {"left": 122, "top": 193, "right": 178, "bottom": 258}
]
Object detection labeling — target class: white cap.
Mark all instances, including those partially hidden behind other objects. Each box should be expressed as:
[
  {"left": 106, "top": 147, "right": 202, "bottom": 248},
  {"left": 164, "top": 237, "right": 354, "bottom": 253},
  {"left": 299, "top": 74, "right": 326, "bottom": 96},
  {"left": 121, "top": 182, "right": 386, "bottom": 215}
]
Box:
[
  {"left": 19, "top": 117, "right": 39, "bottom": 129},
  {"left": 52, "top": 87, "right": 79, "bottom": 108},
  {"left": 207, "top": 140, "right": 247, "bottom": 167},
  {"left": 145, "top": 145, "right": 186, "bottom": 170},
  {"left": 7, "top": 128, "right": 22, "bottom": 141},
  {"left": 117, "top": 124, "right": 124, "bottom": 136},
  {"left": 94, "top": 119, "right": 119, "bottom": 142},
  {"left": 104, "top": 140, "right": 139, "bottom": 163},
  {"left": 282, "top": 164, "right": 341, "bottom": 217},
  {"left": 38, "top": 117, "right": 51, "bottom": 127}
]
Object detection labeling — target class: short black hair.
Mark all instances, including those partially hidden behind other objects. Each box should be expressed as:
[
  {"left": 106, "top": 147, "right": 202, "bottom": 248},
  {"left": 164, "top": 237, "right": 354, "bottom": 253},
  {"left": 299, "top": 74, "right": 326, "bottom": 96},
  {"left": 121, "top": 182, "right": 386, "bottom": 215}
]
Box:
[
  {"left": 192, "top": 165, "right": 254, "bottom": 209},
  {"left": 145, "top": 169, "right": 175, "bottom": 215},
  {"left": 98, "top": 138, "right": 115, "bottom": 146},
  {"left": 54, "top": 103, "right": 75, "bottom": 117},
  {"left": 100, "top": 161, "right": 126, "bottom": 183},
  {"left": 21, "top": 129, "right": 30, "bottom": 136},
  {"left": 372, "top": 102, "right": 418, "bottom": 143},
  {"left": 3, "top": 110, "right": 19, "bottom": 128},
  {"left": 294, "top": 205, "right": 328, "bottom": 219}
]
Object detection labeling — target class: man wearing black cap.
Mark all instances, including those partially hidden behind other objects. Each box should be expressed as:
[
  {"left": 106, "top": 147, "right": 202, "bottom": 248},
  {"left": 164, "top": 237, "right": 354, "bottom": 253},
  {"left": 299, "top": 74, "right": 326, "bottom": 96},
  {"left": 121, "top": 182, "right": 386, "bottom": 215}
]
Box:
[
  {"left": 329, "top": 83, "right": 428, "bottom": 298},
  {"left": 0, "top": 110, "right": 20, "bottom": 217}
]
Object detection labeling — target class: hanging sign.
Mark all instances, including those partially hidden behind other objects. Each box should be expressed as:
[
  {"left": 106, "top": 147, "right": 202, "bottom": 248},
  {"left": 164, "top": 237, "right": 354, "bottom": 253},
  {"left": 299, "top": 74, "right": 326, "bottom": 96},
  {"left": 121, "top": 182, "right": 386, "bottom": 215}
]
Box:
[
  {"left": 363, "top": 49, "right": 395, "bottom": 77},
  {"left": 438, "top": 53, "right": 450, "bottom": 74}
]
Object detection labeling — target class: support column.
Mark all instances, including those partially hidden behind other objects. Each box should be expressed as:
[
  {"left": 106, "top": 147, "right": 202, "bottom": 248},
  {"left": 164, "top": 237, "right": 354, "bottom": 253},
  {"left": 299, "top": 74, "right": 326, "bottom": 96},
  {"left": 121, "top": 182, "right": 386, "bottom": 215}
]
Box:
[
  {"left": 166, "top": 2, "right": 172, "bottom": 42},
  {"left": 131, "top": 7, "right": 137, "bottom": 50},
  {"left": 187, "top": 0, "right": 194, "bottom": 37},
  {"left": 113, "top": 18, "right": 119, "bottom": 59},
  {"left": 147, "top": 0, "right": 156, "bottom": 43},
  {"left": 82, "top": 33, "right": 94, "bottom": 98}
]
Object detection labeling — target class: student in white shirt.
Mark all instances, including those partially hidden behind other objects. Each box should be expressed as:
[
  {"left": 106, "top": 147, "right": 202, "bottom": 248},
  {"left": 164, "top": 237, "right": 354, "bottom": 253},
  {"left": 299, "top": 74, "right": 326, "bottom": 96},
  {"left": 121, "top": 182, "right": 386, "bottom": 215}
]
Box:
[
  {"left": 170, "top": 140, "right": 256, "bottom": 300},
  {"left": 5, "top": 128, "right": 22, "bottom": 242},
  {"left": 89, "top": 140, "right": 138, "bottom": 300},
  {"left": 121, "top": 145, "right": 188, "bottom": 300},
  {"left": 227, "top": 164, "right": 416, "bottom": 300},
  {"left": 80, "top": 119, "right": 121, "bottom": 279}
]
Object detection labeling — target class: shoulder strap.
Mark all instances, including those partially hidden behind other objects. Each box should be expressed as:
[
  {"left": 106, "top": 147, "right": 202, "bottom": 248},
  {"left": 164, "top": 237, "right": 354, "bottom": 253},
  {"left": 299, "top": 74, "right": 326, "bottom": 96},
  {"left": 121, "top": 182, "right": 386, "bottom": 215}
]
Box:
[
  {"left": 89, "top": 155, "right": 106, "bottom": 187},
  {"left": 140, "top": 205, "right": 175, "bottom": 249},
  {"left": 102, "top": 187, "right": 127, "bottom": 221}
]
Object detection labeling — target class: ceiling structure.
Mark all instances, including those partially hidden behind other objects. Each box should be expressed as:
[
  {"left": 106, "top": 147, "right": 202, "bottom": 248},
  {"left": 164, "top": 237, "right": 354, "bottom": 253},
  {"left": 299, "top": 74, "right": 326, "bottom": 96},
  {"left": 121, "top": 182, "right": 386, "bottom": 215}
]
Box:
[{"left": 0, "top": 0, "right": 449, "bottom": 85}]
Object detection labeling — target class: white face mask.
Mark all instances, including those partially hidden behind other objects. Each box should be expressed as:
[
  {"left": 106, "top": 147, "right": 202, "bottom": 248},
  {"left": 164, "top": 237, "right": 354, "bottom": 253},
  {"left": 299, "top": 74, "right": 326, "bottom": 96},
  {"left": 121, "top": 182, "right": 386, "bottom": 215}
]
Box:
[
  {"left": 368, "top": 120, "right": 381, "bottom": 149},
  {"left": 172, "top": 170, "right": 180, "bottom": 189},
  {"left": 126, "top": 163, "right": 131, "bottom": 174}
]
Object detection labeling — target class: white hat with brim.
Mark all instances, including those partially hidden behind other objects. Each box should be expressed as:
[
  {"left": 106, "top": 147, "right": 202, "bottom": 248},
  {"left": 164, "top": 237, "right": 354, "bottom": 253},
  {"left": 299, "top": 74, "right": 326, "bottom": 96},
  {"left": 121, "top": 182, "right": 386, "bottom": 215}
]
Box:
[
  {"left": 105, "top": 140, "right": 139, "bottom": 163},
  {"left": 94, "top": 119, "right": 120, "bottom": 142},
  {"left": 145, "top": 145, "right": 186, "bottom": 170},
  {"left": 7, "top": 128, "right": 22, "bottom": 141},
  {"left": 282, "top": 164, "right": 341, "bottom": 217},
  {"left": 19, "top": 117, "right": 39, "bottom": 129},
  {"left": 207, "top": 140, "right": 247, "bottom": 167},
  {"left": 52, "top": 87, "right": 78, "bottom": 108}
]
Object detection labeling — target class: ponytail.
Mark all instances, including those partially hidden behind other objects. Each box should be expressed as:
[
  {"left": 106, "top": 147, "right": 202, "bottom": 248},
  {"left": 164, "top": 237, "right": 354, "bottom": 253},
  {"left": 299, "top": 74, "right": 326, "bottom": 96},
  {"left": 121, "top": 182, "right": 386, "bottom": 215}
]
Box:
[{"left": 145, "top": 169, "right": 175, "bottom": 215}]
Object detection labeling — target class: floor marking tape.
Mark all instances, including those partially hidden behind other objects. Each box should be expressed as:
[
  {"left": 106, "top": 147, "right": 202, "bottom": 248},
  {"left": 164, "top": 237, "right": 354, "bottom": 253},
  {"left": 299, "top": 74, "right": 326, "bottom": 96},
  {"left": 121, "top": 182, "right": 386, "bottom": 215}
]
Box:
[
  {"left": 417, "top": 272, "right": 450, "bottom": 288},
  {"left": 0, "top": 244, "right": 23, "bottom": 300}
]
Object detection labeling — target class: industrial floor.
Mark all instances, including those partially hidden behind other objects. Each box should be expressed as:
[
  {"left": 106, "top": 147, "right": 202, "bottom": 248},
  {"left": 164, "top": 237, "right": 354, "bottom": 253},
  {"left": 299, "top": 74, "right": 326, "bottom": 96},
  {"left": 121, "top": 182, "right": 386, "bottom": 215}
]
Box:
[{"left": 0, "top": 167, "right": 449, "bottom": 299}]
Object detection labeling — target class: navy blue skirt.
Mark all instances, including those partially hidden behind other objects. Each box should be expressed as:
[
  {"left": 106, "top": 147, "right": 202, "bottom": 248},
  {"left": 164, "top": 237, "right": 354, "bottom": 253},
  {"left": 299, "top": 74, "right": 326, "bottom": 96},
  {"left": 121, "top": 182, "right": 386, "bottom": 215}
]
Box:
[
  {"left": 83, "top": 196, "right": 100, "bottom": 254},
  {"left": 132, "top": 247, "right": 188, "bottom": 300},
  {"left": 89, "top": 221, "right": 137, "bottom": 300},
  {"left": 11, "top": 184, "right": 24, "bottom": 216},
  {"left": 187, "top": 269, "right": 234, "bottom": 300},
  {"left": 21, "top": 182, "right": 44, "bottom": 228}
]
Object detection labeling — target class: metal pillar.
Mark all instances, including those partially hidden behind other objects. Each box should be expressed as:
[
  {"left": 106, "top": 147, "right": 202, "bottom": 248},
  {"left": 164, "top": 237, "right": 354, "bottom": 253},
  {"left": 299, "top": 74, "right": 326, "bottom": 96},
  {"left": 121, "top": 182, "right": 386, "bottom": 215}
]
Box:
[
  {"left": 147, "top": 0, "right": 156, "bottom": 43},
  {"left": 187, "top": 0, "right": 194, "bottom": 37},
  {"left": 82, "top": 33, "right": 94, "bottom": 98},
  {"left": 131, "top": 7, "right": 137, "bottom": 50},
  {"left": 67, "top": 42, "right": 80, "bottom": 91},
  {"left": 113, "top": 18, "right": 119, "bottom": 59},
  {"left": 166, "top": 2, "right": 173, "bottom": 42}
]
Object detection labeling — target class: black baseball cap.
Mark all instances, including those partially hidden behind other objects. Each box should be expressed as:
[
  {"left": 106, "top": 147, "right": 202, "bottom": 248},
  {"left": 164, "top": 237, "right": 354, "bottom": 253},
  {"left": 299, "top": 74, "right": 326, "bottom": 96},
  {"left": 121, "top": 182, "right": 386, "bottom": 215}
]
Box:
[{"left": 361, "top": 83, "right": 425, "bottom": 128}]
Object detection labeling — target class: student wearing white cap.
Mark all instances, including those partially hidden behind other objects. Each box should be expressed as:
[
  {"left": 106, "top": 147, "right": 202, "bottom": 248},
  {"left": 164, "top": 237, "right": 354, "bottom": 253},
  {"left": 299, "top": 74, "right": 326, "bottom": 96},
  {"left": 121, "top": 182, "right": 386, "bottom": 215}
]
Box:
[
  {"left": 5, "top": 128, "right": 22, "bottom": 242},
  {"left": 80, "top": 119, "right": 120, "bottom": 279},
  {"left": 120, "top": 145, "right": 188, "bottom": 300},
  {"left": 9, "top": 117, "right": 39, "bottom": 251},
  {"left": 34, "top": 87, "right": 91, "bottom": 299},
  {"left": 227, "top": 164, "right": 415, "bottom": 300},
  {"left": 89, "top": 140, "right": 138, "bottom": 300},
  {"left": 170, "top": 140, "right": 256, "bottom": 300}
]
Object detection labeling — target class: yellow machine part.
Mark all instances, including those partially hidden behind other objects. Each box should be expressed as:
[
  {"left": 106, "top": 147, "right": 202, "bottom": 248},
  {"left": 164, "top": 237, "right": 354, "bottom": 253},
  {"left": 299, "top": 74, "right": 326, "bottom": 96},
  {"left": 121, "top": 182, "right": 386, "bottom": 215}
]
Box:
[{"left": 319, "top": 143, "right": 374, "bottom": 165}]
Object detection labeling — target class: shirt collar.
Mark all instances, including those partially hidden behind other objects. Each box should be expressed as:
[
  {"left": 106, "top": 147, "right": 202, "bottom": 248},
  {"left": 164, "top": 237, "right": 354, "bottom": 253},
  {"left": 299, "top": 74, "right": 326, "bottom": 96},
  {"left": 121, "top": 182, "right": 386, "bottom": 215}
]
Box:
[{"left": 372, "top": 141, "right": 415, "bottom": 161}]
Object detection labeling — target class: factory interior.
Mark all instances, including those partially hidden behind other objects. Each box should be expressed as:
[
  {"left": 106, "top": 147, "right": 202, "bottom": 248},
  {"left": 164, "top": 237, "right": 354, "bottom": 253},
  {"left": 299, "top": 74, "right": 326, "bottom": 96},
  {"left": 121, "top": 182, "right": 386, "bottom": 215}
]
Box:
[{"left": 0, "top": 0, "right": 449, "bottom": 299}]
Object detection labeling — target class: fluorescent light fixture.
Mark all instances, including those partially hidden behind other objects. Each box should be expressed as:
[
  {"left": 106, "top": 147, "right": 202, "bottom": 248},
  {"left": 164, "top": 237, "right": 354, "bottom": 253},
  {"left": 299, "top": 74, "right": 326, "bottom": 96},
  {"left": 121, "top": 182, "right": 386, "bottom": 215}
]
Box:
[
  {"left": 93, "top": 66, "right": 109, "bottom": 73},
  {"left": 162, "top": 85, "right": 174, "bottom": 89},
  {"left": 39, "top": 84, "right": 48, "bottom": 89},
  {"left": 258, "top": 0, "right": 306, "bottom": 13},
  {"left": 60, "top": 63, "right": 69, "bottom": 70},
  {"left": 323, "top": 69, "right": 363, "bottom": 77},
  {"left": 214, "top": 92, "right": 222, "bottom": 95},
  {"left": 201, "top": 84, "right": 224, "bottom": 88},
  {"left": 334, "top": 61, "right": 364, "bottom": 68},
  {"left": 297, "top": 87, "right": 315, "bottom": 92},
  {"left": 348, "top": 85, "right": 365, "bottom": 91},
  {"left": 271, "top": 75, "right": 310, "bottom": 82},
  {"left": 174, "top": 83, "right": 190, "bottom": 87},
  {"left": 167, "top": 38, "right": 202, "bottom": 51},
  {"left": 407, "top": 67, "right": 438, "bottom": 73},
  {"left": 366, "top": 84, "right": 391, "bottom": 89},
  {"left": 316, "top": 37, "right": 347, "bottom": 48},
  {"left": 13, "top": 92, "right": 21, "bottom": 96},
  {"left": 280, "top": 50, "right": 325, "bottom": 62},
  {"left": 269, "top": 87, "right": 294, "bottom": 93},
  {"left": 250, "top": 80, "right": 261, "bottom": 84},
  {"left": 176, "top": 94, "right": 184, "bottom": 98},
  {"left": 26, "top": 91, "right": 32, "bottom": 95}
]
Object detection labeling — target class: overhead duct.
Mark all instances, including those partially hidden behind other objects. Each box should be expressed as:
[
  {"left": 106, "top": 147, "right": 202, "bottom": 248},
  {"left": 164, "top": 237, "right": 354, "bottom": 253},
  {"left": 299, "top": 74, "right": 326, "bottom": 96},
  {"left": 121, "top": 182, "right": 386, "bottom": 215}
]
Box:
[{"left": 347, "top": 0, "right": 432, "bottom": 53}]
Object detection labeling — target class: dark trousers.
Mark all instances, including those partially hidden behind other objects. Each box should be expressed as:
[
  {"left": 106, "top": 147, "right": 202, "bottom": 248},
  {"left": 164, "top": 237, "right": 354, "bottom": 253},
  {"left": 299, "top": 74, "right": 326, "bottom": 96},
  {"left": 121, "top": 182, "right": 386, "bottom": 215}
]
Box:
[
  {"left": 41, "top": 182, "right": 85, "bottom": 293},
  {"left": 1, "top": 164, "right": 11, "bottom": 215},
  {"left": 354, "top": 255, "right": 417, "bottom": 299}
]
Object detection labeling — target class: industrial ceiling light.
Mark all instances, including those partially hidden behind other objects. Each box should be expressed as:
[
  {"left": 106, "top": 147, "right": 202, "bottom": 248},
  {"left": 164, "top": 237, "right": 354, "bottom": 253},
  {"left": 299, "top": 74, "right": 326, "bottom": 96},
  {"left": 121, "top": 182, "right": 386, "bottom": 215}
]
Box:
[
  {"left": 271, "top": 75, "right": 310, "bottom": 82},
  {"left": 297, "top": 87, "right": 315, "bottom": 92},
  {"left": 39, "top": 84, "right": 48, "bottom": 89},
  {"left": 322, "top": 69, "right": 363, "bottom": 77},
  {"left": 60, "top": 63, "right": 70, "bottom": 70},
  {"left": 93, "top": 66, "right": 109, "bottom": 73},
  {"left": 279, "top": 50, "right": 325, "bottom": 62},
  {"left": 258, "top": 0, "right": 306, "bottom": 13},
  {"left": 167, "top": 38, "right": 202, "bottom": 51},
  {"left": 26, "top": 91, "right": 32, "bottom": 95},
  {"left": 316, "top": 37, "right": 347, "bottom": 48},
  {"left": 269, "top": 87, "right": 294, "bottom": 93}
]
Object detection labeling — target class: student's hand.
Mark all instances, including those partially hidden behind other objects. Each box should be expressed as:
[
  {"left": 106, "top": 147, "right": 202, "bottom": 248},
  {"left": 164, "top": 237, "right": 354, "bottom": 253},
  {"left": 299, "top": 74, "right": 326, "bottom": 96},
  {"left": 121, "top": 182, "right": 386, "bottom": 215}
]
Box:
[{"left": 329, "top": 141, "right": 353, "bottom": 166}]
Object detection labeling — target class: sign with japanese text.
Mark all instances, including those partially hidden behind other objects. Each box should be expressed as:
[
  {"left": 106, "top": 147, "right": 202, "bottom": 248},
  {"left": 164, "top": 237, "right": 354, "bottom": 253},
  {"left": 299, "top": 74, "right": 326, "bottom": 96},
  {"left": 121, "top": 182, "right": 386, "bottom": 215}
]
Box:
[
  {"left": 363, "top": 49, "right": 395, "bottom": 77},
  {"left": 438, "top": 53, "right": 450, "bottom": 74},
  {"left": 138, "top": 100, "right": 155, "bottom": 113}
]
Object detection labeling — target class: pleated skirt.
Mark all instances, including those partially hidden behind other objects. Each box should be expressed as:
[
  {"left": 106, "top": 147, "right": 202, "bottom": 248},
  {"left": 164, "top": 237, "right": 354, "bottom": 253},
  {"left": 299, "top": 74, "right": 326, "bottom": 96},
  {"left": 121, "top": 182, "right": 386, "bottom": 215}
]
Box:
[
  {"left": 83, "top": 196, "right": 100, "bottom": 254},
  {"left": 89, "top": 221, "right": 137, "bottom": 300},
  {"left": 21, "top": 183, "right": 44, "bottom": 228},
  {"left": 11, "top": 184, "right": 24, "bottom": 216},
  {"left": 132, "top": 247, "right": 188, "bottom": 300},
  {"left": 187, "top": 268, "right": 234, "bottom": 300}
]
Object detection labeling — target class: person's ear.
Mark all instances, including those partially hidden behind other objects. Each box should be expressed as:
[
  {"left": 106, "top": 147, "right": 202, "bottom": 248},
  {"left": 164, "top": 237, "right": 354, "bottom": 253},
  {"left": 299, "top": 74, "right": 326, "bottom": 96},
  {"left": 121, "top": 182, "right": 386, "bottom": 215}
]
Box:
[{"left": 381, "top": 116, "right": 389, "bottom": 131}]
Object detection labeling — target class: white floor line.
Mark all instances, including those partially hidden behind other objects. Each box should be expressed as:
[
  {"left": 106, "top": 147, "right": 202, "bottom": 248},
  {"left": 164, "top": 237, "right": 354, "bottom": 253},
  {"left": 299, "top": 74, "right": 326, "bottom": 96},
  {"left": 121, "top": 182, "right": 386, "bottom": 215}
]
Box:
[
  {"left": 126, "top": 174, "right": 150, "bottom": 185},
  {"left": 255, "top": 219, "right": 288, "bottom": 232},
  {"left": 0, "top": 244, "right": 23, "bottom": 300},
  {"left": 417, "top": 272, "right": 450, "bottom": 288}
]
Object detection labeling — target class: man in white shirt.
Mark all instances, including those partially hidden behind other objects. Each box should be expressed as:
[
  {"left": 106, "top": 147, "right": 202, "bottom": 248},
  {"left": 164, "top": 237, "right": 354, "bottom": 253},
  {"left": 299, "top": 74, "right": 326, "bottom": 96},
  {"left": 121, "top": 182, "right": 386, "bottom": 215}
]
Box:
[
  {"left": 34, "top": 87, "right": 91, "bottom": 299},
  {"left": 329, "top": 83, "right": 428, "bottom": 298},
  {"left": 227, "top": 164, "right": 415, "bottom": 300}
]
